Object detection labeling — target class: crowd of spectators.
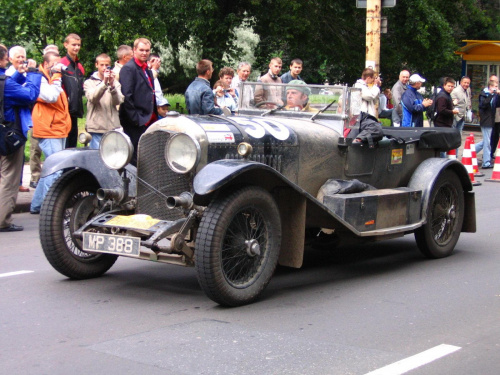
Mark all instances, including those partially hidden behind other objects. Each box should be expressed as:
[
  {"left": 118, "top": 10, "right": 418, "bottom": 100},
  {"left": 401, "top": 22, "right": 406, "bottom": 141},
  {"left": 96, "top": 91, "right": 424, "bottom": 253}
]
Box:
[{"left": 1, "top": 33, "right": 498, "bottom": 231}]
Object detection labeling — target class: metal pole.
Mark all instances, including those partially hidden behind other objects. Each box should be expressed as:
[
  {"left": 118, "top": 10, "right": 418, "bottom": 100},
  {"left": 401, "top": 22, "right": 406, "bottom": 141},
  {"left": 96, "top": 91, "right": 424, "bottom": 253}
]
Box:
[{"left": 366, "top": 0, "right": 381, "bottom": 73}]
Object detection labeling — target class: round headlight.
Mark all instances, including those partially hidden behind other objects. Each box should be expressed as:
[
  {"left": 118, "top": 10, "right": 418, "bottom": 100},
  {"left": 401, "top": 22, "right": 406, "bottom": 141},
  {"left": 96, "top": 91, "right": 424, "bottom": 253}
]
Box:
[
  {"left": 165, "top": 133, "right": 201, "bottom": 174},
  {"left": 99, "top": 131, "right": 133, "bottom": 170}
]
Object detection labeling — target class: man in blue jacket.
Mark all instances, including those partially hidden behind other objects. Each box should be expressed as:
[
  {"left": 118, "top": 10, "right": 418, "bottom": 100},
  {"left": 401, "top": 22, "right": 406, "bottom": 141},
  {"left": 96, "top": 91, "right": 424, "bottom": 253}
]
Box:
[
  {"left": 185, "top": 60, "right": 223, "bottom": 116},
  {"left": 401, "top": 74, "right": 433, "bottom": 127},
  {"left": 0, "top": 44, "right": 41, "bottom": 232}
]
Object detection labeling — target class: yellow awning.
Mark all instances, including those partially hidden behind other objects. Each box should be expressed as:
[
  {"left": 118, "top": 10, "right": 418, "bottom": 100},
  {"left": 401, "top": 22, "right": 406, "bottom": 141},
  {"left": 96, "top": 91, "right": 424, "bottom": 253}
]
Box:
[{"left": 455, "top": 40, "right": 500, "bottom": 61}]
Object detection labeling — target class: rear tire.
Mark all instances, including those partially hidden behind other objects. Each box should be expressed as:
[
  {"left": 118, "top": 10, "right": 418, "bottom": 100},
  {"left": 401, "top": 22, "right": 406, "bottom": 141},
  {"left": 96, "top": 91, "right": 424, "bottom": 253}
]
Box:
[
  {"left": 195, "top": 186, "right": 281, "bottom": 306},
  {"left": 415, "top": 170, "right": 465, "bottom": 258},
  {"left": 40, "top": 169, "right": 118, "bottom": 279}
]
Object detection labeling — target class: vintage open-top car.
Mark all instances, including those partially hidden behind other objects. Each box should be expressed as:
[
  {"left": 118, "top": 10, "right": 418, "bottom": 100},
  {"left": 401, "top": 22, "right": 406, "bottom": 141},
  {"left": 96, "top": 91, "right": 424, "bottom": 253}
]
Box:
[{"left": 39, "top": 82, "right": 476, "bottom": 306}]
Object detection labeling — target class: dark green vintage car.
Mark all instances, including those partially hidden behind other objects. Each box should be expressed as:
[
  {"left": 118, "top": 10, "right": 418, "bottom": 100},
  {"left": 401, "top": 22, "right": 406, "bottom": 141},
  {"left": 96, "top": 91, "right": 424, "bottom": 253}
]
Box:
[{"left": 38, "top": 82, "right": 475, "bottom": 306}]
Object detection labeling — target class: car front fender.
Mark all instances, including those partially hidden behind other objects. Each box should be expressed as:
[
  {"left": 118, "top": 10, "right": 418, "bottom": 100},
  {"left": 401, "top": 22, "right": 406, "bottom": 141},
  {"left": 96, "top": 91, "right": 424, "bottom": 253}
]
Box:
[
  {"left": 40, "top": 148, "right": 137, "bottom": 196},
  {"left": 408, "top": 157, "right": 475, "bottom": 232},
  {"left": 193, "top": 159, "right": 287, "bottom": 196}
]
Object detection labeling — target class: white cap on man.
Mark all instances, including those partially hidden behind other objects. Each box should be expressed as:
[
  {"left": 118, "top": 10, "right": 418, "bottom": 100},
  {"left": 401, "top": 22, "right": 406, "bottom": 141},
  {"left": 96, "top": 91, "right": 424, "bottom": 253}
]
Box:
[{"left": 409, "top": 74, "right": 426, "bottom": 84}]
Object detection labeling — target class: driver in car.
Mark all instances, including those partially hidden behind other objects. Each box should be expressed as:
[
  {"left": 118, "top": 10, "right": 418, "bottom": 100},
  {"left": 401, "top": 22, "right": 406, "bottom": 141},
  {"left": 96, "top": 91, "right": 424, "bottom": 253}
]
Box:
[{"left": 284, "top": 80, "right": 317, "bottom": 112}]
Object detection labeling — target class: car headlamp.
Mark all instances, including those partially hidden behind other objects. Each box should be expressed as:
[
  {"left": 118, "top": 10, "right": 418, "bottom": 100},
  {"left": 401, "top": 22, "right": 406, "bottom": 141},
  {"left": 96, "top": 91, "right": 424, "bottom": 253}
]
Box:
[
  {"left": 165, "top": 133, "right": 201, "bottom": 174},
  {"left": 99, "top": 130, "right": 134, "bottom": 170}
]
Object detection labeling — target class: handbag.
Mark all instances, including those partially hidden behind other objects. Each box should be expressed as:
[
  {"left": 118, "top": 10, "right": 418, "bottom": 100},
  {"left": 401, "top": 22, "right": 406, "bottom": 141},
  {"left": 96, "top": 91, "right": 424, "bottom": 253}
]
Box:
[
  {"left": 0, "top": 75, "right": 26, "bottom": 156},
  {"left": 0, "top": 123, "right": 26, "bottom": 156}
]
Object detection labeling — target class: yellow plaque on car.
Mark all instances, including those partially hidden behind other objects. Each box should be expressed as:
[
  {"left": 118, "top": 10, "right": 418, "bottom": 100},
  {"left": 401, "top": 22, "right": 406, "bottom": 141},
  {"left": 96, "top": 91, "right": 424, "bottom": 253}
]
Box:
[{"left": 105, "top": 215, "right": 160, "bottom": 230}]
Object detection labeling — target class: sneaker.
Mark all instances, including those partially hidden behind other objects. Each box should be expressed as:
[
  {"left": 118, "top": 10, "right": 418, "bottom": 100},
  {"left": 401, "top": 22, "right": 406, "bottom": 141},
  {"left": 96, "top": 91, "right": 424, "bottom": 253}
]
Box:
[
  {"left": 481, "top": 163, "right": 492, "bottom": 169},
  {"left": 18, "top": 186, "right": 30, "bottom": 192},
  {"left": 0, "top": 224, "right": 24, "bottom": 232},
  {"left": 29, "top": 181, "right": 38, "bottom": 188},
  {"left": 30, "top": 210, "right": 40, "bottom": 215}
]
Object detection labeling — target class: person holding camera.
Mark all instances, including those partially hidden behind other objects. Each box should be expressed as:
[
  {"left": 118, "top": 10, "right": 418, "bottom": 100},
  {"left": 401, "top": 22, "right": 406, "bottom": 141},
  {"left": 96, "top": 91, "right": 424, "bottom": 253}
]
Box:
[
  {"left": 0, "top": 44, "right": 41, "bottom": 230},
  {"left": 475, "top": 80, "right": 500, "bottom": 168},
  {"left": 84, "top": 53, "right": 124, "bottom": 149},
  {"left": 29, "top": 51, "right": 72, "bottom": 214},
  {"left": 5, "top": 46, "right": 32, "bottom": 192},
  {"left": 214, "top": 79, "right": 237, "bottom": 114}
]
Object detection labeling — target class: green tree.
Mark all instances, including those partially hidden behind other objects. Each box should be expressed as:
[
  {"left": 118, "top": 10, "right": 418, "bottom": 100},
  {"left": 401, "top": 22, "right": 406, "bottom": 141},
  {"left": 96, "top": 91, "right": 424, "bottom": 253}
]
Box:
[{"left": 2, "top": 0, "right": 500, "bottom": 92}]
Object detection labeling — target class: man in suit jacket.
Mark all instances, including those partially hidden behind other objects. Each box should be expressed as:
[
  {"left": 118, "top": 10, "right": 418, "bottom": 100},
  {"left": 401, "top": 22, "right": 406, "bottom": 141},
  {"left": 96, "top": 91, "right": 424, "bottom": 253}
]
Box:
[{"left": 119, "top": 38, "right": 157, "bottom": 165}]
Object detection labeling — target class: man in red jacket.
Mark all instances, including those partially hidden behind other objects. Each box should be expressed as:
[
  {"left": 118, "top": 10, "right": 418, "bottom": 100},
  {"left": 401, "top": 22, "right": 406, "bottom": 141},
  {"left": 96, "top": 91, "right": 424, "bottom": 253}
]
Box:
[{"left": 60, "top": 33, "right": 85, "bottom": 148}]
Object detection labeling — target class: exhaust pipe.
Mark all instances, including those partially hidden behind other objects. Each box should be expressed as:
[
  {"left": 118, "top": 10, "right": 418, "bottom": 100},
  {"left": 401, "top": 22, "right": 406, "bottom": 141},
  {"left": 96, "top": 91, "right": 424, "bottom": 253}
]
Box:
[
  {"left": 166, "top": 192, "right": 193, "bottom": 209},
  {"left": 97, "top": 188, "right": 124, "bottom": 202}
]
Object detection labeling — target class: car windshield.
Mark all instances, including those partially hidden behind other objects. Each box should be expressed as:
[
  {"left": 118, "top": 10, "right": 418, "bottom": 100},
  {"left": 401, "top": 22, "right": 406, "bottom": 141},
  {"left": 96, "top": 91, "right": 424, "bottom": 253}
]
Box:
[{"left": 236, "top": 82, "right": 361, "bottom": 124}]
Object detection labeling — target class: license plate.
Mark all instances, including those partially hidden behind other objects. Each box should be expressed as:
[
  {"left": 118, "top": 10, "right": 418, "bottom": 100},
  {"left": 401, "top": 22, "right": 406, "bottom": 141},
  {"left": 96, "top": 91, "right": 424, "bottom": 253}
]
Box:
[{"left": 83, "top": 232, "right": 140, "bottom": 256}]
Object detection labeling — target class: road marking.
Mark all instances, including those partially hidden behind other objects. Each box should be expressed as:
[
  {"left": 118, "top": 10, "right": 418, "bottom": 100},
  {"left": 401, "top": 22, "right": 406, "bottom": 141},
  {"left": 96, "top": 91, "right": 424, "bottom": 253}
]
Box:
[
  {"left": 0, "top": 270, "right": 34, "bottom": 278},
  {"left": 364, "top": 344, "right": 461, "bottom": 375}
]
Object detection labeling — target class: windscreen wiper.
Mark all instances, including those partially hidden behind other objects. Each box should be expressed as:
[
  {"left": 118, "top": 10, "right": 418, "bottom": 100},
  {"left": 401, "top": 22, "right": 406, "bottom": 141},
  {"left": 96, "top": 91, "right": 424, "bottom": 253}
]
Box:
[
  {"left": 261, "top": 104, "right": 285, "bottom": 116},
  {"left": 310, "top": 98, "right": 337, "bottom": 121}
]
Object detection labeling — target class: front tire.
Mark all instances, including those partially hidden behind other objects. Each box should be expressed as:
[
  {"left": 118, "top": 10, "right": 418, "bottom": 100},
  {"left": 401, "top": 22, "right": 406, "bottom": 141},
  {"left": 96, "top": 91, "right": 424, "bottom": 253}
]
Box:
[
  {"left": 415, "top": 170, "right": 465, "bottom": 258},
  {"left": 195, "top": 186, "right": 282, "bottom": 306},
  {"left": 39, "top": 169, "right": 118, "bottom": 279}
]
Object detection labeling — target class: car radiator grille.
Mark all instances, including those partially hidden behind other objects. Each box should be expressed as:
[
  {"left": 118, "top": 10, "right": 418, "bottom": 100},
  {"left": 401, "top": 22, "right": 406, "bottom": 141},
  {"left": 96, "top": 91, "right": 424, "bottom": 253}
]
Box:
[
  {"left": 136, "top": 131, "right": 191, "bottom": 221},
  {"left": 224, "top": 153, "right": 283, "bottom": 173}
]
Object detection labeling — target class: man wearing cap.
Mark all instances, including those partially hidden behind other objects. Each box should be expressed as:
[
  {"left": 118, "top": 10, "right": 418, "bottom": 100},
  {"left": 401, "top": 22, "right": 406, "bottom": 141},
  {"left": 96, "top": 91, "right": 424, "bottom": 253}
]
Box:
[
  {"left": 284, "top": 80, "right": 316, "bottom": 112},
  {"left": 157, "top": 96, "right": 170, "bottom": 118},
  {"left": 401, "top": 73, "right": 433, "bottom": 127}
]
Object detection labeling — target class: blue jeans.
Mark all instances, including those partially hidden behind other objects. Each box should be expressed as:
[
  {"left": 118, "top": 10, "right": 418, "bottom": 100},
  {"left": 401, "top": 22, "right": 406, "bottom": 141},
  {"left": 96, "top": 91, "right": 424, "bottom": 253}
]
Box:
[
  {"left": 453, "top": 118, "right": 465, "bottom": 134},
  {"left": 453, "top": 118, "right": 465, "bottom": 155},
  {"left": 475, "top": 127, "right": 492, "bottom": 167},
  {"left": 89, "top": 133, "right": 103, "bottom": 150},
  {"left": 30, "top": 138, "right": 66, "bottom": 212}
]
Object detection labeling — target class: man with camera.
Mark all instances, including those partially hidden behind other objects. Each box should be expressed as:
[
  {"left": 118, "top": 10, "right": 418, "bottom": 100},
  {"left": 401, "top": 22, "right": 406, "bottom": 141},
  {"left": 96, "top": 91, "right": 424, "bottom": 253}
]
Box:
[
  {"left": 5, "top": 46, "right": 32, "bottom": 192},
  {"left": 29, "top": 51, "right": 72, "bottom": 214},
  {"left": 214, "top": 79, "right": 237, "bottom": 114},
  {"left": 0, "top": 44, "right": 41, "bottom": 231},
  {"left": 84, "top": 53, "right": 124, "bottom": 149}
]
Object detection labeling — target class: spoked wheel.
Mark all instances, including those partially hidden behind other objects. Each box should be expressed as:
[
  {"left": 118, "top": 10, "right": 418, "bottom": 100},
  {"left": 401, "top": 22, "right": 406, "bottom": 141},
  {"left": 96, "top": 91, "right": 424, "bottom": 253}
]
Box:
[
  {"left": 195, "top": 186, "right": 281, "bottom": 306},
  {"left": 39, "top": 169, "right": 117, "bottom": 279},
  {"left": 415, "top": 170, "right": 465, "bottom": 258}
]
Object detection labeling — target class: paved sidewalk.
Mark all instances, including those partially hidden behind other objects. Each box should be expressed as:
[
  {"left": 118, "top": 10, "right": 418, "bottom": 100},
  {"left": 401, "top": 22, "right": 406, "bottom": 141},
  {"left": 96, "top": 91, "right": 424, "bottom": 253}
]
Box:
[{"left": 15, "top": 166, "right": 35, "bottom": 213}]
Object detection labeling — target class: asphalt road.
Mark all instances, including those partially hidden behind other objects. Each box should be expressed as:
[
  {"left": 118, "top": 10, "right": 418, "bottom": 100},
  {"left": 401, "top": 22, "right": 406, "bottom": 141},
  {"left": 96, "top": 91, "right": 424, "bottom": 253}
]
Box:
[{"left": 1, "top": 170, "right": 499, "bottom": 375}]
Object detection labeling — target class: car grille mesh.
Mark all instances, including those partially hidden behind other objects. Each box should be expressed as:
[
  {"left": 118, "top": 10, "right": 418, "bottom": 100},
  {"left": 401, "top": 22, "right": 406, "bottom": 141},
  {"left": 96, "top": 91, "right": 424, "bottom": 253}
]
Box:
[
  {"left": 224, "top": 153, "right": 283, "bottom": 173},
  {"left": 136, "top": 131, "right": 191, "bottom": 221}
]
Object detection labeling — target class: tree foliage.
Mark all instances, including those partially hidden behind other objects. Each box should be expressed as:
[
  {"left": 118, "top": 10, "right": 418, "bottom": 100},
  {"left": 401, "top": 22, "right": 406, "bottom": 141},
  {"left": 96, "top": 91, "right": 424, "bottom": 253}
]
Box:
[{"left": 1, "top": 0, "right": 499, "bottom": 91}]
